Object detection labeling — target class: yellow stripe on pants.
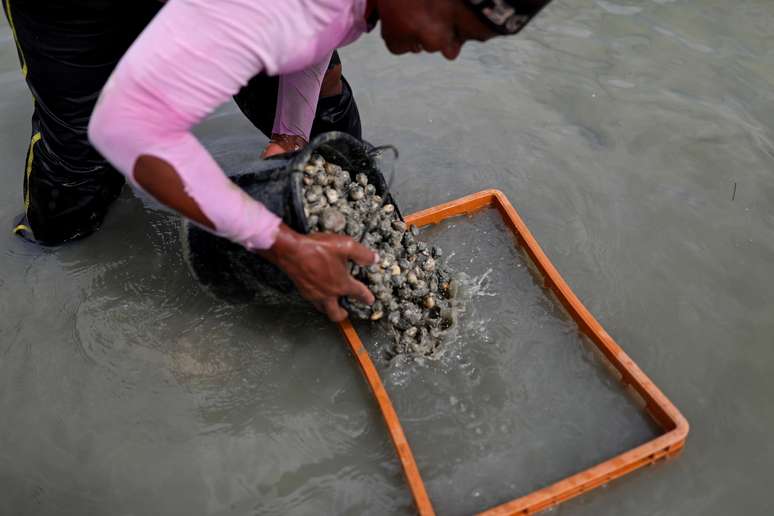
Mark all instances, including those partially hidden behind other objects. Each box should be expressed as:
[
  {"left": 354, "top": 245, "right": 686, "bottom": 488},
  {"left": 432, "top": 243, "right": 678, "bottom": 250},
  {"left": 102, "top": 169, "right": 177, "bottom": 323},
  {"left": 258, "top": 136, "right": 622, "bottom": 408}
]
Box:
[
  {"left": 13, "top": 223, "right": 31, "bottom": 235},
  {"left": 24, "top": 132, "right": 42, "bottom": 210},
  {"left": 3, "top": 0, "right": 28, "bottom": 78}
]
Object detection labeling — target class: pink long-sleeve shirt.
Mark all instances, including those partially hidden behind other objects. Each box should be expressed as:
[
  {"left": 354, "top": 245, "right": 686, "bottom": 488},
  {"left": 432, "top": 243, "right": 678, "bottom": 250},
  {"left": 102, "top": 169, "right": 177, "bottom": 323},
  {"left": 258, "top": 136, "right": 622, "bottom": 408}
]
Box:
[{"left": 89, "top": 0, "right": 368, "bottom": 250}]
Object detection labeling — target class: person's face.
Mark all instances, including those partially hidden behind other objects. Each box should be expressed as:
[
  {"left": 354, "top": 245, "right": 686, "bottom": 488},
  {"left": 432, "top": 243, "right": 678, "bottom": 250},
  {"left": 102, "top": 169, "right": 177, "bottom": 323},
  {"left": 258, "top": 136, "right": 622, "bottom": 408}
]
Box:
[{"left": 376, "top": 0, "right": 500, "bottom": 60}]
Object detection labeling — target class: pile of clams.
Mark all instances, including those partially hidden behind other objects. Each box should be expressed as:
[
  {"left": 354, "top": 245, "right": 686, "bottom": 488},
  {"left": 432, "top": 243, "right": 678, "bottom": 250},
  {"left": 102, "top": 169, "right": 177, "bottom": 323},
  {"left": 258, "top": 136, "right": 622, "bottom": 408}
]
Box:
[{"left": 302, "top": 155, "right": 458, "bottom": 357}]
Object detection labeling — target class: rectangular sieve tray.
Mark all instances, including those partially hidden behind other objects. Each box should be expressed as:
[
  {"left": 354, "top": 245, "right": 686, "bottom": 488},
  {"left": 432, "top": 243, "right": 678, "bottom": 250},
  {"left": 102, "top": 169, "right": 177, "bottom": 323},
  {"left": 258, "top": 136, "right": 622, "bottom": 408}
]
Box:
[{"left": 338, "top": 189, "right": 689, "bottom": 516}]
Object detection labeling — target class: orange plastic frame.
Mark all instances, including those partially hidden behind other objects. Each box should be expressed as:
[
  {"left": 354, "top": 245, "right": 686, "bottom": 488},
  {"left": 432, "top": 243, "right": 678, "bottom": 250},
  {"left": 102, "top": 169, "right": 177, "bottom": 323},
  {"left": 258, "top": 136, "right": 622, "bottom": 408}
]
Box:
[{"left": 338, "top": 189, "right": 689, "bottom": 515}]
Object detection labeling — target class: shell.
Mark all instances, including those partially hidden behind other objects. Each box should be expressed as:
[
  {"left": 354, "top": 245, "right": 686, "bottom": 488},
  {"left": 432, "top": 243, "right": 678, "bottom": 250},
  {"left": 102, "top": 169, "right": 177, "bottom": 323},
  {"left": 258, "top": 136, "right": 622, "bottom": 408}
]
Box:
[
  {"left": 314, "top": 170, "right": 328, "bottom": 185},
  {"left": 320, "top": 207, "right": 346, "bottom": 233},
  {"left": 345, "top": 220, "right": 363, "bottom": 237},
  {"left": 349, "top": 185, "right": 365, "bottom": 201},
  {"left": 305, "top": 191, "right": 320, "bottom": 203},
  {"left": 308, "top": 202, "right": 324, "bottom": 215},
  {"left": 447, "top": 279, "right": 459, "bottom": 299},
  {"left": 325, "top": 188, "right": 339, "bottom": 204},
  {"left": 324, "top": 162, "right": 342, "bottom": 175},
  {"left": 392, "top": 220, "right": 407, "bottom": 232}
]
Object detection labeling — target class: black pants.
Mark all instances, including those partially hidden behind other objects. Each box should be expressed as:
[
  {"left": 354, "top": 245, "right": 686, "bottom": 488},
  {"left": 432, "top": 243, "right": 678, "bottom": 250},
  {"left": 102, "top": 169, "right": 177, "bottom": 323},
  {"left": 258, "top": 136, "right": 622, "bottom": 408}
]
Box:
[{"left": 3, "top": 0, "right": 361, "bottom": 245}]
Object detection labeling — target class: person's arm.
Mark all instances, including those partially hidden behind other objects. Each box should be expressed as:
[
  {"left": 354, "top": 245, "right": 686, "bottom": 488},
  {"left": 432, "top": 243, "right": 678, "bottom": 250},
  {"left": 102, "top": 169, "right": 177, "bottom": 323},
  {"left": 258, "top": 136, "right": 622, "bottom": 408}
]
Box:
[
  {"left": 89, "top": 0, "right": 374, "bottom": 320},
  {"left": 261, "top": 53, "right": 333, "bottom": 157}
]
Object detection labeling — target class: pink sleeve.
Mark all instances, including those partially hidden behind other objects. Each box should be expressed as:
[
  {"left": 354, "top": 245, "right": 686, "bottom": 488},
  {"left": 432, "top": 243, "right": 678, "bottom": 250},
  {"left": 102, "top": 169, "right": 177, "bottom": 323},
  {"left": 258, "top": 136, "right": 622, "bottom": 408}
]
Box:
[
  {"left": 88, "top": 0, "right": 362, "bottom": 250},
  {"left": 273, "top": 53, "right": 333, "bottom": 138}
]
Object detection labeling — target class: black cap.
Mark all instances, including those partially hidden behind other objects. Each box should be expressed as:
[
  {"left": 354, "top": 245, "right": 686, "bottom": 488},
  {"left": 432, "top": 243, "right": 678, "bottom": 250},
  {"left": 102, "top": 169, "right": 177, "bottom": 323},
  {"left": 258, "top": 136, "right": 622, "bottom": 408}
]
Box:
[{"left": 465, "top": 0, "right": 553, "bottom": 35}]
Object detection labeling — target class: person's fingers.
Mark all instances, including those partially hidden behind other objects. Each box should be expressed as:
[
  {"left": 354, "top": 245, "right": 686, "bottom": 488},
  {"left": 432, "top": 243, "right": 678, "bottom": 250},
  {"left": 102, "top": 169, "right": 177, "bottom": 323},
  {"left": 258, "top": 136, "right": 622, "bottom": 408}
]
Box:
[
  {"left": 341, "top": 239, "right": 379, "bottom": 267},
  {"left": 346, "top": 278, "right": 375, "bottom": 305},
  {"left": 323, "top": 298, "right": 348, "bottom": 322}
]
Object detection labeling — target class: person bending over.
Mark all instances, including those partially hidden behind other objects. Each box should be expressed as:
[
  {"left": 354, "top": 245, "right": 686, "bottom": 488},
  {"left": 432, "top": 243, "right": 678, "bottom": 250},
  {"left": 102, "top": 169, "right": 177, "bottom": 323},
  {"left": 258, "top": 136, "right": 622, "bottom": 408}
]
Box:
[{"left": 88, "top": 0, "right": 553, "bottom": 321}]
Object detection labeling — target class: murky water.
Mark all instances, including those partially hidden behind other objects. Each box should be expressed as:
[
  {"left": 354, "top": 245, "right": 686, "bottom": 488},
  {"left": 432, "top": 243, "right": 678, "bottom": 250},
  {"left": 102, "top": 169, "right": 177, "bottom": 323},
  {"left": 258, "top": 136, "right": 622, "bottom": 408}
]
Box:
[{"left": 2, "top": 0, "right": 774, "bottom": 515}]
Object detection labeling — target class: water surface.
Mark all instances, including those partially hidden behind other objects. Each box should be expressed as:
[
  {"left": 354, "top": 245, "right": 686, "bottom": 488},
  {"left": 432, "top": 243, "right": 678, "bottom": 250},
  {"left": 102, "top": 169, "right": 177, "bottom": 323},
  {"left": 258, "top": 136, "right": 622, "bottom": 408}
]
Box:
[{"left": 3, "top": 0, "right": 774, "bottom": 514}]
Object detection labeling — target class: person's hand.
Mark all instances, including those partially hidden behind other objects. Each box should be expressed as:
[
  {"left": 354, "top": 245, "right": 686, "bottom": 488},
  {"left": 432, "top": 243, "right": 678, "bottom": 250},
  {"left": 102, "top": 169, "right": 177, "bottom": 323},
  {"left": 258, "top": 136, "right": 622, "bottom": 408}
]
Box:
[
  {"left": 261, "top": 133, "right": 307, "bottom": 158},
  {"left": 258, "top": 224, "right": 377, "bottom": 321}
]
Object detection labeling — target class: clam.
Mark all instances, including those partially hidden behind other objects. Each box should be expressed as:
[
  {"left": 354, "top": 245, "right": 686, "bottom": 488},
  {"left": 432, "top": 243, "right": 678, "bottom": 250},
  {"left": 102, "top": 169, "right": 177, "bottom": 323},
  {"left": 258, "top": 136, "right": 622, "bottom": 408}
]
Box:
[
  {"left": 320, "top": 207, "right": 346, "bottom": 233},
  {"left": 380, "top": 254, "right": 395, "bottom": 268},
  {"left": 349, "top": 185, "right": 365, "bottom": 201},
  {"left": 325, "top": 188, "right": 339, "bottom": 204},
  {"left": 447, "top": 279, "right": 459, "bottom": 299},
  {"left": 325, "top": 162, "right": 342, "bottom": 175},
  {"left": 392, "top": 220, "right": 407, "bottom": 232},
  {"left": 305, "top": 191, "right": 320, "bottom": 203},
  {"left": 345, "top": 220, "right": 363, "bottom": 237},
  {"left": 308, "top": 202, "right": 324, "bottom": 215}
]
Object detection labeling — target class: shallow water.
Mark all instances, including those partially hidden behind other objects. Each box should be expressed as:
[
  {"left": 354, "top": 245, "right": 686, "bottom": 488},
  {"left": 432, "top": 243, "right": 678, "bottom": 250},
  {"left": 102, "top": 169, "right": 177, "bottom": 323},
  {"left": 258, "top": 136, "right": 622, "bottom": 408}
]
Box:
[{"left": 2, "top": 0, "right": 774, "bottom": 515}]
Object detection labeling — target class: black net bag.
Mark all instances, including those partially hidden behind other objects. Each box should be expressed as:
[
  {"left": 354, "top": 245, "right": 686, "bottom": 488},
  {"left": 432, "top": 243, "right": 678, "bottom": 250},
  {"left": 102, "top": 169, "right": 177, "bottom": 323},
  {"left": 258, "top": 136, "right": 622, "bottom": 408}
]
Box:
[{"left": 182, "top": 132, "right": 400, "bottom": 305}]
